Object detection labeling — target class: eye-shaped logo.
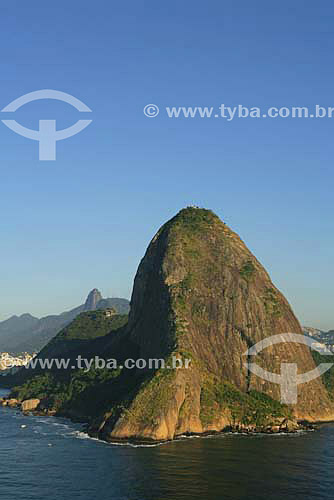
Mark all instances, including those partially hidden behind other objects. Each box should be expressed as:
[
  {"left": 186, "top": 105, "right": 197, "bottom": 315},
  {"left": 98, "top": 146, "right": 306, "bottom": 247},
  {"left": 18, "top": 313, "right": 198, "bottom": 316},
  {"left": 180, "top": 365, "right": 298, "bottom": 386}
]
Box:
[
  {"left": 1, "top": 90, "right": 92, "bottom": 160},
  {"left": 243, "top": 333, "right": 333, "bottom": 404}
]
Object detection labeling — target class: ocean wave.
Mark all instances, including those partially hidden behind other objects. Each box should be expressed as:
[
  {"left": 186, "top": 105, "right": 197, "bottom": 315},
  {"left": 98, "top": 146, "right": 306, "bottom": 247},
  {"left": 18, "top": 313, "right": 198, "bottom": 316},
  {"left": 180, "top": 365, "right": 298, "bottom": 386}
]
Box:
[{"left": 71, "top": 430, "right": 165, "bottom": 448}]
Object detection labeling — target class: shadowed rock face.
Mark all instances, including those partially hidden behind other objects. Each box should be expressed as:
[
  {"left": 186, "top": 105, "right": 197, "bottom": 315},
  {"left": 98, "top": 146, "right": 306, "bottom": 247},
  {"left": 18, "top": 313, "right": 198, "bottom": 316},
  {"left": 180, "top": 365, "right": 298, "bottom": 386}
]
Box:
[{"left": 102, "top": 208, "right": 334, "bottom": 441}]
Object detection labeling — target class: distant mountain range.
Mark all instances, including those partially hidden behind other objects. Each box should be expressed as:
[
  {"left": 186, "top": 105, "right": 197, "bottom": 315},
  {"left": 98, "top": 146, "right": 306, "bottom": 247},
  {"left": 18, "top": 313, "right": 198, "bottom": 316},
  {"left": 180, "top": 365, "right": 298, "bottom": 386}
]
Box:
[
  {"left": 303, "top": 327, "right": 334, "bottom": 345},
  {"left": 0, "top": 289, "right": 130, "bottom": 354}
]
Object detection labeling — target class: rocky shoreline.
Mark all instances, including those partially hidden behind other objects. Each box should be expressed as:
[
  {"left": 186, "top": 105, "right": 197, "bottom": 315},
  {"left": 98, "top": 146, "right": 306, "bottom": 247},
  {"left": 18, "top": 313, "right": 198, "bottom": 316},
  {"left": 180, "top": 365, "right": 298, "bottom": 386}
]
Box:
[
  {"left": 0, "top": 396, "right": 317, "bottom": 443},
  {"left": 89, "top": 420, "right": 317, "bottom": 444}
]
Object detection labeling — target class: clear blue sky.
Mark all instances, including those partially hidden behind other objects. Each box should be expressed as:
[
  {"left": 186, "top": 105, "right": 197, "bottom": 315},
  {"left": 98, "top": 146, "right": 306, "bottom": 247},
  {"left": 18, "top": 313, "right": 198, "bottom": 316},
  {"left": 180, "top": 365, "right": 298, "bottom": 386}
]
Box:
[{"left": 0, "top": 1, "right": 333, "bottom": 330}]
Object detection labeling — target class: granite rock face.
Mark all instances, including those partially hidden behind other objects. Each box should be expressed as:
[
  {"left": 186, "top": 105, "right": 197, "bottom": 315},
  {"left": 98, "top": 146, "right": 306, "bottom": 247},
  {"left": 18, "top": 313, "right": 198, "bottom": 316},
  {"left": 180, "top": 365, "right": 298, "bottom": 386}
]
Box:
[
  {"left": 99, "top": 207, "right": 334, "bottom": 441},
  {"left": 21, "top": 399, "right": 40, "bottom": 412}
]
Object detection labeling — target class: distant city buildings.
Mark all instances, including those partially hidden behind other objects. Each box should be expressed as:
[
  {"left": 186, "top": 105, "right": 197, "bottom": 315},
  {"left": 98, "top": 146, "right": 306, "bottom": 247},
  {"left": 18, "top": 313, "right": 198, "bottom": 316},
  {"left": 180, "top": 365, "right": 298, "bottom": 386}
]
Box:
[
  {"left": 311, "top": 342, "right": 334, "bottom": 354},
  {"left": 0, "top": 352, "right": 35, "bottom": 372}
]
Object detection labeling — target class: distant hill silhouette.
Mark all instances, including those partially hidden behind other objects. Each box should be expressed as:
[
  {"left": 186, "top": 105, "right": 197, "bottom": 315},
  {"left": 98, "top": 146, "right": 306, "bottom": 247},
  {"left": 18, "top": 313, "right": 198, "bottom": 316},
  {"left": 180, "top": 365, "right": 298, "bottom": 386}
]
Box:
[{"left": 0, "top": 290, "right": 130, "bottom": 354}]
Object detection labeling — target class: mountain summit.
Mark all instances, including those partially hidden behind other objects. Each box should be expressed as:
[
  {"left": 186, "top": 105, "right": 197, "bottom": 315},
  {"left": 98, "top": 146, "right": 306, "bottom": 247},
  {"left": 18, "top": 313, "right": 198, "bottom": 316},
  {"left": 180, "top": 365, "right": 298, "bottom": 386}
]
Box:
[{"left": 84, "top": 289, "right": 103, "bottom": 311}]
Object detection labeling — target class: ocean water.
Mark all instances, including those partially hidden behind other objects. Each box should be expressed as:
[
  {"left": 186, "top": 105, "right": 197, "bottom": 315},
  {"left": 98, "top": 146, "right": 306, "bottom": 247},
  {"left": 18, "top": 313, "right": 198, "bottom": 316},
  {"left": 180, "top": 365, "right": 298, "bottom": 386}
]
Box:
[{"left": 1, "top": 389, "right": 334, "bottom": 500}]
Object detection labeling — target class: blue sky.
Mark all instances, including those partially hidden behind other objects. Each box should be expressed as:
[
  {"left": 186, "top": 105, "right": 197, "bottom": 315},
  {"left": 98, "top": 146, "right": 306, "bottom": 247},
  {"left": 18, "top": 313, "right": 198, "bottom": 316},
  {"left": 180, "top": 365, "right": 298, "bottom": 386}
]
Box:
[{"left": 0, "top": 1, "right": 333, "bottom": 330}]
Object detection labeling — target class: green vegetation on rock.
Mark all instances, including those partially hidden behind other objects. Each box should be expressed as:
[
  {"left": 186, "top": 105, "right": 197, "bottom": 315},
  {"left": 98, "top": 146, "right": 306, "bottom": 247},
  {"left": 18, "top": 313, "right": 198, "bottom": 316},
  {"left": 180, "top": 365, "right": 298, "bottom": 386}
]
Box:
[
  {"left": 12, "top": 366, "right": 125, "bottom": 417},
  {"left": 56, "top": 310, "right": 127, "bottom": 341},
  {"left": 312, "top": 350, "right": 334, "bottom": 398},
  {"left": 123, "top": 369, "right": 176, "bottom": 427},
  {"left": 200, "top": 378, "right": 290, "bottom": 428},
  {"left": 239, "top": 260, "right": 256, "bottom": 281},
  {"left": 262, "top": 287, "right": 282, "bottom": 318}
]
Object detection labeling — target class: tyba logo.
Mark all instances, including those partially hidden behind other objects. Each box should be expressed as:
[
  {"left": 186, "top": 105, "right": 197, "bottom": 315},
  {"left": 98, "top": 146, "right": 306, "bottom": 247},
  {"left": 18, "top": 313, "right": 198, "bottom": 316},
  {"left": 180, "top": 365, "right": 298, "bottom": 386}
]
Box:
[
  {"left": 1, "top": 90, "right": 92, "bottom": 160},
  {"left": 243, "top": 333, "right": 333, "bottom": 404}
]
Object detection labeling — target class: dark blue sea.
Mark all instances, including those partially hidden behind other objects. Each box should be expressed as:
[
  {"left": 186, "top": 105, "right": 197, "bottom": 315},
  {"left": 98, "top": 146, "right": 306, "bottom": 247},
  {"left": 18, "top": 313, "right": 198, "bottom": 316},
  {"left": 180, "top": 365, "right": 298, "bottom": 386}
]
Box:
[{"left": 1, "top": 389, "right": 334, "bottom": 500}]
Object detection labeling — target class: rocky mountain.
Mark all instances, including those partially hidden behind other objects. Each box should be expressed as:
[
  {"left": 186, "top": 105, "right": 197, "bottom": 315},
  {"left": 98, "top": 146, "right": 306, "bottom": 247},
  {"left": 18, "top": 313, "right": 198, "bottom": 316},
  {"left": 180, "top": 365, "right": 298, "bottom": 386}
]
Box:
[
  {"left": 0, "top": 290, "right": 130, "bottom": 354},
  {"left": 84, "top": 289, "right": 103, "bottom": 311},
  {"left": 7, "top": 208, "right": 334, "bottom": 442}
]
